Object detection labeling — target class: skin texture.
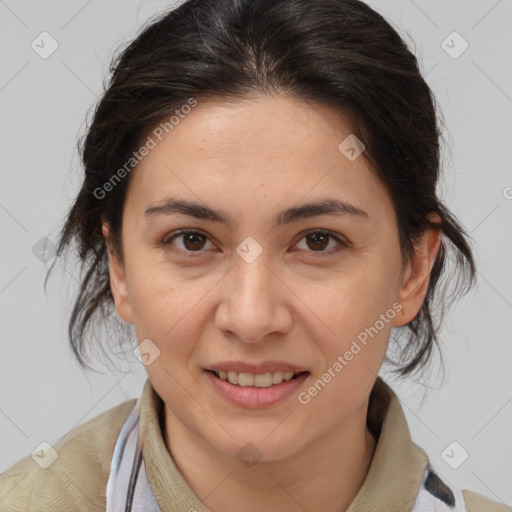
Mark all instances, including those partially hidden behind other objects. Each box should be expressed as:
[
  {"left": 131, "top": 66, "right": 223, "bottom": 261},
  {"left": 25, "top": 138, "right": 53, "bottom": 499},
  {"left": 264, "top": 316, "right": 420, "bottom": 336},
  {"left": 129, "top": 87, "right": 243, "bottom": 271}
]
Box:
[{"left": 102, "top": 94, "right": 441, "bottom": 512}]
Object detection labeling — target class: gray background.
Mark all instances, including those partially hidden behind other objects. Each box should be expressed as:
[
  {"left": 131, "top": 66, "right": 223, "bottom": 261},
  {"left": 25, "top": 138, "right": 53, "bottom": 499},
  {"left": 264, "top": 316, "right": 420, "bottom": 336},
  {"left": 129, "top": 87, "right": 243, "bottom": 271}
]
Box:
[{"left": 0, "top": 0, "right": 511, "bottom": 505}]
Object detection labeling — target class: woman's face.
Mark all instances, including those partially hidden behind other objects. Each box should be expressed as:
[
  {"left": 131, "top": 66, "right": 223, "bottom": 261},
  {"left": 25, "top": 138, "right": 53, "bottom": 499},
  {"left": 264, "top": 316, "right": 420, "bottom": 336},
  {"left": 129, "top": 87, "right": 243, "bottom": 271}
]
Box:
[{"left": 104, "top": 94, "right": 438, "bottom": 462}]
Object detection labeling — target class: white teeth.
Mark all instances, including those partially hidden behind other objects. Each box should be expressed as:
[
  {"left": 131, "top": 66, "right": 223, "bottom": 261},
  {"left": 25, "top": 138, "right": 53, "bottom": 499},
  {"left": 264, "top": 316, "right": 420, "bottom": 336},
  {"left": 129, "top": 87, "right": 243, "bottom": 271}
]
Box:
[
  {"left": 254, "top": 372, "right": 273, "bottom": 388},
  {"left": 272, "top": 370, "right": 284, "bottom": 384},
  {"left": 215, "top": 369, "right": 299, "bottom": 387},
  {"left": 238, "top": 372, "right": 254, "bottom": 386}
]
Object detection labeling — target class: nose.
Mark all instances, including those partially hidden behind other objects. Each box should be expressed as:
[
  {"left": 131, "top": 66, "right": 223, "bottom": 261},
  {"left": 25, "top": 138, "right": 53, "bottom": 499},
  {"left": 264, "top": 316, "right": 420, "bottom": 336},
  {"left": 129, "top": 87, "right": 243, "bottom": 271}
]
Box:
[{"left": 214, "top": 251, "right": 293, "bottom": 344}]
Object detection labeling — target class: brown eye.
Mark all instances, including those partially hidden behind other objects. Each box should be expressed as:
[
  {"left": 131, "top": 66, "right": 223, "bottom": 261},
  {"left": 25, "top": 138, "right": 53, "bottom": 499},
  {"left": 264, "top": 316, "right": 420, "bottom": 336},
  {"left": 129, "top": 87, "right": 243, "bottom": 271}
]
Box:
[
  {"left": 305, "top": 232, "right": 330, "bottom": 251},
  {"left": 182, "top": 232, "right": 207, "bottom": 251},
  {"left": 163, "top": 229, "right": 214, "bottom": 253},
  {"left": 295, "top": 230, "right": 347, "bottom": 254}
]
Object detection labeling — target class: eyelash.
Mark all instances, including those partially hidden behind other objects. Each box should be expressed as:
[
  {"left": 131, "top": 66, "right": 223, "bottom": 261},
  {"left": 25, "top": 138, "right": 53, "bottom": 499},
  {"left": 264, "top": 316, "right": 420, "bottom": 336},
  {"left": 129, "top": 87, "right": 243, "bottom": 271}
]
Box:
[{"left": 162, "top": 228, "right": 349, "bottom": 257}]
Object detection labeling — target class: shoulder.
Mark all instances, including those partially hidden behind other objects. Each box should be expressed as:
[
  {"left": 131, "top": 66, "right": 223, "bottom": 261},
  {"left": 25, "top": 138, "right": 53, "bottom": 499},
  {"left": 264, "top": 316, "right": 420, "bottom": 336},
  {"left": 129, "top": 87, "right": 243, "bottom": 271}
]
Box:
[
  {"left": 413, "top": 464, "right": 511, "bottom": 512},
  {"left": 462, "top": 489, "right": 512, "bottom": 512},
  {"left": 0, "top": 398, "right": 136, "bottom": 512}
]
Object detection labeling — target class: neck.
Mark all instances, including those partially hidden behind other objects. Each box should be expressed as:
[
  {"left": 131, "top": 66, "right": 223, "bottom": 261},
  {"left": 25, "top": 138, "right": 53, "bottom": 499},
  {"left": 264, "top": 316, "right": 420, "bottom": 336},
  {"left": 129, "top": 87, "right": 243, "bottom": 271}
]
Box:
[{"left": 163, "top": 398, "right": 377, "bottom": 512}]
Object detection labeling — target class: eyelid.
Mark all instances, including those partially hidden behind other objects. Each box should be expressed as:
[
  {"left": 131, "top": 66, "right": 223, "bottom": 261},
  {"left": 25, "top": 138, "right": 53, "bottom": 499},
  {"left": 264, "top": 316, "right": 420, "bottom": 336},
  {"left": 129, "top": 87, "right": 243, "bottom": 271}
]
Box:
[
  {"left": 163, "top": 227, "right": 210, "bottom": 243},
  {"left": 293, "top": 228, "right": 349, "bottom": 254},
  {"left": 162, "top": 227, "right": 349, "bottom": 255},
  {"left": 162, "top": 228, "right": 215, "bottom": 254}
]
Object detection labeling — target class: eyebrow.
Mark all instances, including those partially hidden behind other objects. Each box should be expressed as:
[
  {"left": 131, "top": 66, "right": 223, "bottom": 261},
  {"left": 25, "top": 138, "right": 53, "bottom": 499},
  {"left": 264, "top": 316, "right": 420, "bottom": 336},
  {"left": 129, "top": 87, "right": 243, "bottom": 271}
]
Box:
[{"left": 144, "top": 197, "right": 370, "bottom": 227}]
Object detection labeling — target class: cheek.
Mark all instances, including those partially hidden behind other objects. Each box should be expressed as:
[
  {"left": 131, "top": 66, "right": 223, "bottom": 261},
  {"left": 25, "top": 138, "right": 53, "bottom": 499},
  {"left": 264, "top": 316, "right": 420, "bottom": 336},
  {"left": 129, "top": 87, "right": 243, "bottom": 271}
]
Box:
[
  {"left": 126, "top": 259, "right": 215, "bottom": 365},
  {"left": 305, "top": 258, "right": 398, "bottom": 334},
  {"left": 303, "top": 257, "right": 398, "bottom": 374},
  {"left": 125, "top": 245, "right": 179, "bottom": 324}
]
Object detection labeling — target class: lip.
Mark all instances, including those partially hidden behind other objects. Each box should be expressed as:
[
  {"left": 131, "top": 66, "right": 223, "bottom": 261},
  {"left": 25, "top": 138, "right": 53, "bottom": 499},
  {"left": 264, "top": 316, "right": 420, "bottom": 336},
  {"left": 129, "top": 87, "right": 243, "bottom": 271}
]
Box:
[
  {"left": 207, "top": 361, "right": 308, "bottom": 374},
  {"left": 204, "top": 369, "right": 310, "bottom": 408}
]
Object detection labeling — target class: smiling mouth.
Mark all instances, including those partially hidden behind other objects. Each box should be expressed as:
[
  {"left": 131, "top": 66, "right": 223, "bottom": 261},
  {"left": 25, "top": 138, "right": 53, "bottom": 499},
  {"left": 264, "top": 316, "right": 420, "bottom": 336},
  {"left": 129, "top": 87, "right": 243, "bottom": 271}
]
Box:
[{"left": 207, "top": 369, "right": 309, "bottom": 388}]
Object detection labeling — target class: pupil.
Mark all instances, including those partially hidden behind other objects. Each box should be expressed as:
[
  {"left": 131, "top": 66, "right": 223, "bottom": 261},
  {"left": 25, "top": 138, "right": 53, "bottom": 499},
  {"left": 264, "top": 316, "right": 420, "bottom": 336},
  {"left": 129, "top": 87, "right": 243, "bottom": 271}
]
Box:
[
  {"left": 184, "top": 233, "right": 206, "bottom": 251},
  {"left": 182, "top": 232, "right": 329, "bottom": 252},
  {"left": 307, "top": 232, "right": 328, "bottom": 251}
]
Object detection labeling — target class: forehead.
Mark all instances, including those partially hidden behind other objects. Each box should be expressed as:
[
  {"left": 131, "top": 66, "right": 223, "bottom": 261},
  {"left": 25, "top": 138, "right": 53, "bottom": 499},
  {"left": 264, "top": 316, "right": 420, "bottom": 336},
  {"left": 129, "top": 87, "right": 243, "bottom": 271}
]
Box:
[
  {"left": 124, "top": 95, "right": 395, "bottom": 226},
  {"left": 149, "top": 94, "right": 354, "bottom": 161}
]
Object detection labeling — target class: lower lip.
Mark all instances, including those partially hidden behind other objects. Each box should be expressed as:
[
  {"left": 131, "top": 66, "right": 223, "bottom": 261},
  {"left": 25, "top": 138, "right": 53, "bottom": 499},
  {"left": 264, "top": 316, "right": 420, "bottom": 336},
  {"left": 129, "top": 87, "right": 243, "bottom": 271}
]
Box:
[{"left": 205, "top": 370, "right": 309, "bottom": 408}]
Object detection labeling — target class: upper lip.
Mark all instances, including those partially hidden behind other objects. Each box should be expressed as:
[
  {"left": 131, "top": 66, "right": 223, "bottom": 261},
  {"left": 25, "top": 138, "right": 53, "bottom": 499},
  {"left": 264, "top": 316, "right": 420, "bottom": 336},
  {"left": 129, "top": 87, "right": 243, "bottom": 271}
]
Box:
[{"left": 207, "top": 361, "right": 309, "bottom": 374}]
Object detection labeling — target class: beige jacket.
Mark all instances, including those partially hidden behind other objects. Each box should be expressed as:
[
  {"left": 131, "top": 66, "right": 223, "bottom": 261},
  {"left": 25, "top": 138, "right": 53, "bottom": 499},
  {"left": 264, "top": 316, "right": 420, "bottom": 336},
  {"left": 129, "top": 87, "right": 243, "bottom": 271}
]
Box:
[{"left": 0, "top": 377, "right": 509, "bottom": 511}]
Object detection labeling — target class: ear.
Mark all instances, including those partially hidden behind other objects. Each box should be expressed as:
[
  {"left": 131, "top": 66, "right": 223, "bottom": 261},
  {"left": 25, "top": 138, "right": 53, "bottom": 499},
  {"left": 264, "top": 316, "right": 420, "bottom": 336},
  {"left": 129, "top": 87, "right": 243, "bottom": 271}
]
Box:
[
  {"left": 102, "top": 222, "right": 135, "bottom": 324},
  {"left": 391, "top": 212, "right": 442, "bottom": 328}
]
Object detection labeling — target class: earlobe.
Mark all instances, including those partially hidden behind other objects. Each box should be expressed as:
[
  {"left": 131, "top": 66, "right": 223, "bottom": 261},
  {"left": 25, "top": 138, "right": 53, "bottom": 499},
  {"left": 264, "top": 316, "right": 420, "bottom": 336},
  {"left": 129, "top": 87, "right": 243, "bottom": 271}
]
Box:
[
  {"left": 391, "top": 213, "right": 442, "bottom": 328},
  {"left": 102, "top": 222, "right": 135, "bottom": 324}
]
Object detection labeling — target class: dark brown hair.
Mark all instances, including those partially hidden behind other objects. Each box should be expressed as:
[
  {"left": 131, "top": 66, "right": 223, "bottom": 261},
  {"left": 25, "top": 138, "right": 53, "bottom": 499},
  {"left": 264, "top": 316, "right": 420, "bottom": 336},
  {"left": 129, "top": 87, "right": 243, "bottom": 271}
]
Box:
[{"left": 46, "top": 0, "right": 476, "bottom": 379}]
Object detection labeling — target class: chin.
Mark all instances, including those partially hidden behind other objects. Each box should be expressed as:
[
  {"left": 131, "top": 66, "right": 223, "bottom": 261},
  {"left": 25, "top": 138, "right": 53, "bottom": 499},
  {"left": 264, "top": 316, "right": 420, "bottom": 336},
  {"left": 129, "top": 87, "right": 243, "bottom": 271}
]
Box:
[{"left": 204, "top": 427, "right": 306, "bottom": 464}]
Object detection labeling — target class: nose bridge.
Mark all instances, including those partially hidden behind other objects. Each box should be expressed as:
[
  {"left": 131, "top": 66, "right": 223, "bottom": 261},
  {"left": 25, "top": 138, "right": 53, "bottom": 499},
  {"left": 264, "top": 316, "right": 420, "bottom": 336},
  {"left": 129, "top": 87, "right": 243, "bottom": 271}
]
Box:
[
  {"left": 233, "top": 244, "right": 275, "bottom": 315},
  {"left": 215, "top": 242, "right": 290, "bottom": 341}
]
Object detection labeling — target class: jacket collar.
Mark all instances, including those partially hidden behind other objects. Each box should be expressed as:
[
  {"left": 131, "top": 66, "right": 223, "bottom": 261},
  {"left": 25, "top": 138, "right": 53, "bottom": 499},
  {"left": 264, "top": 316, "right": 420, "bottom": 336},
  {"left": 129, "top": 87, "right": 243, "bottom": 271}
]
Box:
[{"left": 138, "top": 376, "right": 429, "bottom": 511}]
